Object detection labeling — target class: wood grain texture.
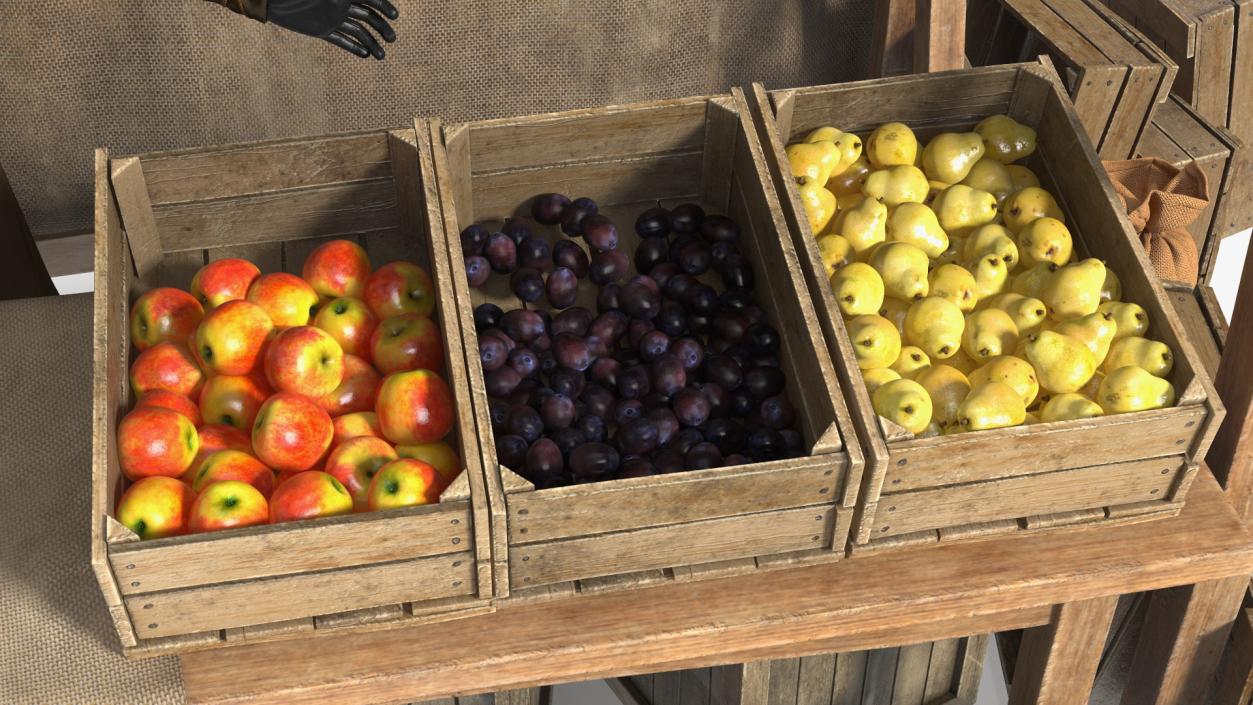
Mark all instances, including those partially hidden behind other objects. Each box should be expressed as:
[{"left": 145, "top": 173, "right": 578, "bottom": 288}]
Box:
[
  {"left": 871, "top": 0, "right": 917, "bottom": 77},
  {"left": 796, "top": 653, "right": 836, "bottom": 705},
  {"left": 1209, "top": 233, "right": 1253, "bottom": 517},
  {"left": 1210, "top": 586, "right": 1253, "bottom": 705},
  {"left": 914, "top": 0, "right": 968, "bottom": 73},
  {"left": 110, "top": 156, "right": 164, "bottom": 277},
  {"left": 923, "top": 639, "right": 960, "bottom": 702},
  {"left": 832, "top": 651, "right": 868, "bottom": 705},
  {"left": 1167, "top": 287, "right": 1222, "bottom": 378},
  {"left": 862, "top": 648, "right": 899, "bottom": 704},
  {"left": 890, "top": 642, "right": 931, "bottom": 705},
  {"left": 1008, "top": 595, "right": 1117, "bottom": 704},
  {"left": 1230, "top": 0, "right": 1253, "bottom": 140}
]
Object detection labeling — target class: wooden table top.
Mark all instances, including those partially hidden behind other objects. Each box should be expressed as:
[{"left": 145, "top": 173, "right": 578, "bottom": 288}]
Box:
[{"left": 181, "top": 467, "right": 1253, "bottom": 705}]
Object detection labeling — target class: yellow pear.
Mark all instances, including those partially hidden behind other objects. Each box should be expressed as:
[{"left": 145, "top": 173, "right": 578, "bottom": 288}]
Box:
[
  {"left": 934, "top": 234, "right": 967, "bottom": 267},
  {"left": 816, "top": 234, "right": 853, "bottom": 278},
  {"left": 1103, "top": 337, "right": 1174, "bottom": 377},
  {"left": 971, "top": 254, "right": 1009, "bottom": 300},
  {"left": 1011, "top": 262, "right": 1058, "bottom": 299},
  {"left": 1006, "top": 164, "right": 1040, "bottom": 192},
  {"left": 830, "top": 262, "right": 885, "bottom": 317},
  {"left": 928, "top": 264, "right": 978, "bottom": 313},
  {"left": 914, "top": 364, "right": 971, "bottom": 426},
  {"left": 1016, "top": 217, "right": 1073, "bottom": 267},
  {"left": 981, "top": 292, "right": 1048, "bottom": 336},
  {"left": 1040, "top": 393, "right": 1104, "bottom": 423},
  {"left": 886, "top": 202, "right": 949, "bottom": 258},
  {"left": 866, "top": 122, "right": 918, "bottom": 168},
  {"left": 1003, "top": 186, "right": 1064, "bottom": 233},
  {"left": 846, "top": 314, "right": 902, "bottom": 370},
  {"left": 963, "top": 224, "right": 1020, "bottom": 271},
  {"left": 862, "top": 367, "right": 901, "bottom": 395},
  {"left": 922, "top": 133, "right": 986, "bottom": 184},
  {"left": 926, "top": 179, "right": 951, "bottom": 204},
  {"left": 1098, "top": 366, "right": 1176, "bottom": 414},
  {"left": 969, "top": 355, "right": 1039, "bottom": 408},
  {"left": 1078, "top": 370, "right": 1104, "bottom": 401},
  {"left": 869, "top": 242, "right": 930, "bottom": 301},
  {"left": 1102, "top": 268, "right": 1121, "bottom": 302},
  {"left": 787, "top": 141, "right": 840, "bottom": 185},
  {"left": 1042, "top": 258, "right": 1106, "bottom": 321},
  {"left": 1025, "top": 330, "right": 1097, "bottom": 394},
  {"left": 828, "top": 155, "right": 871, "bottom": 196},
  {"left": 1053, "top": 312, "right": 1117, "bottom": 365},
  {"left": 863, "top": 165, "right": 930, "bottom": 206},
  {"left": 974, "top": 115, "right": 1037, "bottom": 163},
  {"left": 954, "top": 380, "right": 1028, "bottom": 431},
  {"left": 962, "top": 309, "right": 1019, "bottom": 360},
  {"left": 931, "top": 184, "right": 1000, "bottom": 234},
  {"left": 962, "top": 157, "right": 1014, "bottom": 204},
  {"left": 1099, "top": 301, "right": 1149, "bottom": 340},
  {"left": 890, "top": 345, "right": 932, "bottom": 378},
  {"left": 879, "top": 297, "right": 911, "bottom": 335},
  {"left": 834, "top": 197, "right": 888, "bottom": 254},
  {"left": 804, "top": 127, "right": 863, "bottom": 175},
  {"left": 872, "top": 378, "right": 933, "bottom": 435},
  {"left": 945, "top": 348, "right": 980, "bottom": 375},
  {"left": 837, "top": 192, "right": 865, "bottom": 213},
  {"left": 904, "top": 297, "right": 965, "bottom": 359},
  {"left": 797, "top": 180, "right": 837, "bottom": 235}
]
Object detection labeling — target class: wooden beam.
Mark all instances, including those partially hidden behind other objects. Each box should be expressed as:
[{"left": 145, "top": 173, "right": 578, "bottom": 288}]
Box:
[
  {"left": 0, "top": 161, "right": 56, "bottom": 299},
  {"left": 1210, "top": 236, "right": 1253, "bottom": 518},
  {"left": 914, "top": 0, "right": 968, "bottom": 73},
  {"left": 1008, "top": 595, "right": 1118, "bottom": 705},
  {"left": 871, "top": 0, "right": 917, "bottom": 77},
  {"left": 1211, "top": 586, "right": 1253, "bottom": 705}
]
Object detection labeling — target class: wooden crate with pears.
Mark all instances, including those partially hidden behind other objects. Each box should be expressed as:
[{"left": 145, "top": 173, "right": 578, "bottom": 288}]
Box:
[{"left": 750, "top": 61, "right": 1224, "bottom": 552}]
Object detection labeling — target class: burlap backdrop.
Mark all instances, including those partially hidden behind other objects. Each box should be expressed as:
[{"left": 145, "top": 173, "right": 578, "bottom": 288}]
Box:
[{"left": 0, "top": 0, "right": 871, "bottom": 238}]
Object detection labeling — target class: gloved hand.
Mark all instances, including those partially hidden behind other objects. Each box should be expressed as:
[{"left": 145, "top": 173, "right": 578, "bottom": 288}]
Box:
[{"left": 203, "top": 0, "right": 399, "bottom": 60}]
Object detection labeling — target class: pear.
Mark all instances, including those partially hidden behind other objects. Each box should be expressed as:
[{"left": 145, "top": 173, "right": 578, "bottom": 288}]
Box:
[
  {"left": 787, "top": 141, "right": 840, "bottom": 185},
  {"left": 926, "top": 179, "right": 951, "bottom": 204},
  {"left": 914, "top": 364, "right": 971, "bottom": 426},
  {"left": 797, "top": 180, "right": 837, "bottom": 235},
  {"left": 1042, "top": 258, "right": 1106, "bottom": 321},
  {"left": 1098, "top": 366, "right": 1176, "bottom": 414},
  {"left": 971, "top": 254, "right": 1009, "bottom": 300},
  {"left": 890, "top": 345, "right": 932, "bottom": 378},
  {"left": 1016, "top": 217, "right": 1073, "bottom": 267},
  {"left": 1078, "top": 370, "right": 1105, "bottom": 401},
  {"left": 862, "top": 367, "right": 901, "bottom": 395},
  {"left": 872, "top": 378, "right": 933, "bottom": 435},
  {"left": 1053, "top": 312, "right": 1117, "bottom": 365},
  {"left": 928, "top": 264, "right": 978, "bottom": 313},
  {"left": 922, "top": 133, "right": 986, "bottom": 184},
  {"left": 962, "top": 309, "right": 1019, "bottom": 360},
  {"left": 804, "top": 127, "right": 863, "bottom": 175},
  {"left": 863, "top": 165, "right": 930, "bottom": 206},
  {"left": 974, "top": 115, "right": 1037, "bottom": 163},
  {"left": 869, "top": 242, "right": 930, "bottom": 300},
  {"left": 837, "top": 192, "right": 865, "bottom": 213},
  {"left": 886, "top": 202, "right": 949, "bottom": 258},
  {"left": 830, "top": 262, "right": 885, "bottom": 317},
  {"left": 963, "top": 224, "right": 1020, "bottom": 271},
  {"left": 954, "top": 380, "right": 1028, "bottom": 431},
  {"left": 1003, "top": 186, "right": 1064, "bottom": 233},
  {"left": 1103, "top": 337, "right": 1174, "bottom": 377},
  {"left": 816, "top": 234, "right": 853, "bottom": 278},
  {"left": 931, "top": 184, "right": 999, "bottom": 234},
  {"left": 833, "top": 197, "right": 888, "bottom": 254},
  {"left": 1025, "top": 330, "right": 1097, "bottom": 394},
  {"left": 962, "top": 157, "right": 1014, "bottom": 204},
  {"left": 981, "top": 292, "right": 1048, "bottom": 336},
  {"left": 879, "top": 297, "right": 911, "bottom": 335},
  {"left": 905, "top": 297, "right": 965, "bottom": 359},
  {"left": 945, "top": 348, "right": 980, "bottom": 375},
  {"left": 934, "top": 234, "right": 967, "bottom": 267},
  {"left": 828, "top": 155, "right": 871, "bottom": 196},
  {"left": 1102, "top": 268, "right": 1121, "bottom": 302},
  {"left": 846, "top": 314, "right": 902, "bottom": 370},
  {"left": 969, "top": 355, "right": 1039, "bottom": 408},
  {"left": 1006, "top": 164, "right": 1040, "bottom": 192},
  {"left": 1040, "top": 393, "right": 1104, "bottom": 423},
  {"left": 866, "top": 122, "right": 918, "bottom": 168},
  {"left": 1099, "top": 301, "right": 1149, "bottom": 340},
  {"left": 1011, "top": 262, "right": 1058, "bottom": 299}
]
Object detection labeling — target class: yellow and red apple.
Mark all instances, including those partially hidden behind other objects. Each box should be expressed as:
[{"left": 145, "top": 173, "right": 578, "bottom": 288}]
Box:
[
  {"left": 324, "top": 436, "right": 398, "bottom": 508},
  {"left": 252, "top": 392, "right": 334, "bottom": 472},
  {"left": 302, "top": 240, "right": 372, "bottom": 300},
  {"left": 130, "top": 287, "right": 204, "bottom": 351},
  {"left": 116, "top": 476, "right": 195, "bottom": 540},
  {"left": 192, "top": 300, "right": 274, "bottom": 375},
  {"left": 363, "top": 261, "right": 436, "bottom": 319},
  {"left": 312, "top": 296, "right": 377, "bottom": 361},
  {"left": 370, "top": 313, "right": 444, "bottom": 374},
  {"left": 265, "top": 325, "right": 345, "bottom": 397},
  {"left": 269, "top": 471, "right": 354, "bottom": 523},
  {"left": 118, "top": 407, "right": 200, "bottom": 480},
  {"left": 190, "top": 258, "right": 261, "bottom": 309},
  {"left": 191, "top": 449, "right": 275, "bottom": 497},
  {"left": 367, "top": 458, "right": 442, "bottom": 511},
  {"left": 246, "top": 272, "right": 319, "bottom": 328},
  {"left": 130, "top": 341, "right": 205, "bottom": 399},
  {"left": 332, "top": 411, "right": 383, "bottom": 446},
  {"left": 318, "top": 354, "right": 380, "bottom": 416},
  {"left": 395, "top": 440, "right": 461, "bottom": 488},
  {"left": 189, "top": 480, "right": 269, "bottom": 533},
  {"left": 376, "top": 370, "right": 455, "bottom": 445},
  {"left": 136, "top": 389, "right": 202, "bottom": 426},
  {"left": 199, "top": 373, "right": 271, "bottom": 431}
]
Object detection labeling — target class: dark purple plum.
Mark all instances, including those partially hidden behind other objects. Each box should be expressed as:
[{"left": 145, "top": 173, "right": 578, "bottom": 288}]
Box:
[
  {"left": 617, "top": 365, "right": 651, "bottom": 400},
  {"left": 531, "top": 333, "right": 552, "bottom": 353},
  {"left": 510, "top": 268, "right": 544, "bottom": 303},
  {"left": 569, "top": 443, "right": 620, "bottom": 482},
  {"left": 495, "top": 434, "right": 529, "bottom": 470},
  {"left": 668, "top": 428, "right": 704, "bottom": 456},
  {"left": 677, "top": 241, "right": 711, "bottom": 275},
  {"left": 582, "top": 214, "right": 619, "bottom": 252},
  {"left": 747, "top": 323, "right": 781, "bottom": 356},
  {"left": 617, "top": 417, "right": 660, "bottom": 455},
  {"left": 648, "top": 262, "right": 680, "bottom": 290},
  {"left": 551, "top": 240, "right": 590, "bottom": 278},
  {"left": 671, "top": 337, "right": 704, "bottom": 371},
  {"left": 518, "top": 237, "right": 552, "bottom": 271},
  {"left": 589, "top": 311, "right": 628, "bottom": 343},
  {"left": 585, "top": 334, "right": 609, "bottom": 358},
  {"left": 687, "top": 314, "right": 711, "bottom": 335},
  {"left": 485, "top": 233, "right": 518, "bottom": 273},
  {"left": 552, "top": 306, "right": 593, "bottom": 337},
  {"left": 500, "top": 309, "right": 545, "bottom": 343},
  {"left": 532, "top": 193, "right": 571, "bottom": 225},
  {"left": 541, "top": 394, "right": 576, "bottom": 430},
  {"left": 488, "top": 398, "right": 510, "bottom": 434},
  {"left": 703, "top": 418, "right": 745, "bottom": 455},
  {"left": 716, "top": 253, "right": 755, "bottom": 291},
  {"left": 485, "top": 366, "right": 522, "bottom": 397},
  {"left": 500, "top": 217, "right": 533, "bottom": 245},
  {"left": 635, "top": 207, "right": 671, "bottom": 238},
  {"left": 651, "top": 354, "right": 687, "bottom": 397},
  {"left": 710, "top": 241, "right": 737, "bottom": 265},
  {"left": 552, "top": 332, "right": 593, "bottom": 371},
  {"left": 581, "top": 384, "right": 615, "bottom": 419},
  {"left": 596, "top": 283, "right": 621, "bottom": 312},
  {"left": 634, "top": 237, "right": 669, "bottom": 274},
  {"left": 685, "top": 442, "right": 723, "bottom": 470},
  {"left": 700, "top": 214, "right": 740, "bottom": 243},
  {"left": 619, "top": 458, "right": 657, "bottom": 478},
  {"left": 460, "top": 224, "right": 490, "bottom": 256},
  {"left": 549, "top": 368, "right": 586, "bottom": 398},
  {"left": 730, "top": 388, "right": 754, "bottom": 416},
  {"left": 670, "top": 203, "right": 705, "bottom": 235},
  {"left": 612, "top": 399, "right": 644, "bottom": 426},
  {"left": 560, "top": 198, "right": 598, "bottom": 236},
  {"left": 780, "top": 428, "right": 803, "bottom": 452},
  {"left": 673, "top": 386, "right": 711, "bottom": 427},
  {"left": 627, "top": 319, "right": 655, "bottom": 348},
  {"left": 744, "top": 366, "right": 786, "bottom": 400},
  {"left": 507, "top": 347, "right": 539, "bottom": 378},
  {"left": 758, "top": 394, "right": 795, "bottom": 430},
  {"left": 478, "top": 336, "right": 507, "bottom": 371},
  {"left": 544, "top": 267, "right": 578, "bottom": 309},
  {"left": 640, "top": 391, "right": 669, "bottom": 412},
  {"left": 747, "top": 428, "right": 787, "bottom": 461},
  {"left": 655, "top": 301, "right": 686, "bottom": 337},
  {"left": 682, "top": 283, "right": 718, "bottom": 316},
  {"left": 724, "top": 454, "right": 750, "bottom": 466},
  {"left": 702, "top": 354, "right": 743, "bottom": 389},
  {"left": 551, "top": 427, "right": 584, "bottom": 456},
  {"left": 701, "top": 382, "right": 729, "bottom": 418},
  {"left": 664, "top": 273, "right": 698, "bottom": 301},
  {"left": 648, "top": 408, "right": 680, "bottom": 446},
  {"left": 508, "top": 404, "right": 544, "bottom": 443},
  {"left": 589, "top": 249, "right": 630, "bottom": 285},
  {"left": 620, "top": 282, "right": 660, "bottom": 320},
  {"left": 712, "top": 310, "right": 751, "bottom": 343},
  {"left": 524, "top": 438, "right": 564, "bottom": 481},
  {"left": 718, "top": 289, "right": 752, "bottom": 311},
  {"left": 473, "top": 303, "right": 503, "bottom": 331},
  {"left": 638, "top": 330, "right": 671, "bottom": 361},
  {"left": 653, "top": 449, "right": 685, "bottom": 474},
  {"left": 668, "top": 234, "right": 697, "bottom": 264},
  {"left": 588, "top": 357, "right": 622, "bottom": 387},
  {"left": 576, "top": 414, "right": 607, "bottom": 443}
]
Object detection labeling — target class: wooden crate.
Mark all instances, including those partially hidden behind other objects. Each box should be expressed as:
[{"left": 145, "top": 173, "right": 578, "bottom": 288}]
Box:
[
  {"left": 614, "top": 637, "right": 988, "bottom": 705},
  {"left": 967, "top": 0, "right": 1176, "bottom": 160},
  {"left": 752, "top": 62, "right": 1223, "bottom": 551},
  {"left": 1166, "top": 282, "right": 1228, "bottom": 379},
  {"left": 428, "top": 91, "right": 863, "bottom": 597},
  {"left": 90, "top": 127, "right": 494, "bottom": 658}
]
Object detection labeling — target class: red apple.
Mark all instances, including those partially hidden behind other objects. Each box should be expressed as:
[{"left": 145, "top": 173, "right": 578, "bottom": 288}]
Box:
[
  {"left": 190, "top": 258, "right": 261, "bottom": 309},
  {"left": 192, "top": 424, "right": 253, "bottom": 471},
  {"left": 199, "top": 373, "right": 271, "bottom": 431},
  {"left": 252, "top": 392, "right": 334, "bottom": 472},
  {"left": 332, "top": 411, "right": 383, "bottom": 446},
  {"left": 264, "top": 325, "right": 345, "bottom": 398},
  {"left": 312, "top": 296, "right": 377, "bottom": 361},
  {"left": 191, "top": 449, "right": 275, "bottom": 497},
  {"left": 318, "top": 354, "right": 380, "bottom": 416},
  {"left": 130, "top": 287, "right": 204, "bottom": 351},
  {"left": 367, "top": 458, "right": 442, "bottom": 511},
  {"left": 325, "top": 436, "right": 398, "bottom": 508},
  {"left": 115, "top": 476, "right": 195, "bottom": 540},
  {"left": 395, "top": 441, "right": 462, "bottom": 488},
  {"left": 136, "top": 389, "right": 202, "bottom": 426},
  {"left": 370, "top": 313, "right": 444, "bottom": 374},
  {"left": 376, "top": 370, "right": 455, "bottom": 445},
  {"left": 274, "top": 469, "right": 302, "bottom": 487},
  {"left": 269, "top": 471, "right": 354, "bottom": 523},
  {"left": 118, "top": 407, "right": 200, "bottom": 480},
  {"left": 363, "top": 261, "right": 436, "bottom": 320},
  {"left": 189, "top": 480, "right": 269, "bottom": 533},
  {"left": 131, "top": 342, "right": 205, "bottom": 399},
  {"left": 247, "top": 272, "right": 319, "bottom": 328},
  {"left": 302, "top": 240, "right": 372, "bottom": 300},
  {"left": 192, "top": 300, "right": 274, "bottom": 375}
]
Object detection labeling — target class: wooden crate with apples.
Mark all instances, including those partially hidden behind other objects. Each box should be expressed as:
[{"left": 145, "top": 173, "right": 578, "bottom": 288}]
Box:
[
  {"left": 751, "top": 61, "right": 1223, "bottom": 553},
  {"left": 428, "top": 91, "right": 864, "bottom": 598},
  {"left": 90, "top": 126, "right": 494, "bottom": 657}
]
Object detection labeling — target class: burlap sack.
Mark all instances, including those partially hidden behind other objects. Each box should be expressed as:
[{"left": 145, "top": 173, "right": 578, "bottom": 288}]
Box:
[{"left": 1104, "top": 157, "right": 1209, "bottom": 285}]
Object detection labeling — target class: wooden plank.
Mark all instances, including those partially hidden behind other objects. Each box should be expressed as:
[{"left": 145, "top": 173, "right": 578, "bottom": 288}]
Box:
[
  {"left": 871, "top": 0, "right": 917, "bottom": 77},
  {"left": 1174, "top": 1, "right": 1236, "bottom": 126},
  {"left": 914, "top": 0, "right": 968, "bottom": 73},
  {"left": 953, "top": 635, "right": 988, "bottom": 702},
  {"left": 795, "top": 654, "right": 836, "bottom": 705},
  {"left": 862, "top": 648, "right": 899, "bottom": 705},
  {"left": 150, "top": 249, "right": 206, "bottom": 290},
  {"left": 1167, "top": 288, "right": 1222, "bottom": 378},
  {"left": 923, "top": 639, "right": 960, "bottom": 702},
  {"left": 1020, "top": 508, "right": 1106, "bottom": 530},
  {"left": 655, "top": 671, "right": 682, "bottom": 705},
  {"left": 0, "top": 160, "right": 56, "bottom": 298},
  {"left": 1210, "top": 222, "right": 1253, "bottom": 517},
  {"left": 1211, "top": 598, "right": 1253, "bottom": 705},
  {"left": 710, "top": 662, "right": 770, "bottom": 705},
  {"left": 33, "top": 230, "right": 93, "bottom": 279},
  {"left": 1009, "top": 595, "right": 1118, "bottom": 704},
  {"left": 1230, "top": 0, "right": 1253, "bottom": 140},
  {"left": 130, "top": 551, "right": 475, "bottom": 639},
  {"left": 890, "top": 642, "right": 932, "bottom": 705},
  {"left": 765, "top": 658, "right": 799, "bottom": 705},
  {"left": 681, "top": 667, "right": 712, "bottom": 705},
  {"left": 205, "top": 242, "right": 282, "bottom": 274},
  {"left": 1102, "top": 0, "right": 1195, "bottom": 58},
  {"left": 313, "top": 604, "right": 406, "bottom": 631},
  {"left": 609, "top": 677, "right": 652, "bottom": 705},
  {"left": 700, "top": 98, "right": 739, "bottom": 210},
  {"left": 831, "top": 650, "right": 867, "bottom": 705},
  {"left": 578, "top": 570, "right": 670, "bottom": 594},
  {"left": 110, "top": 156, "right": 164, "bottom": 277}
]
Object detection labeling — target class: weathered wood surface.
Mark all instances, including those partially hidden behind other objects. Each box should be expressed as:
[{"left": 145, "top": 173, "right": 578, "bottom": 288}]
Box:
[
  {"left": 914, "top": 1, "right": 969, "bottom": 74},
  {"left": 1211, "top": 584, "right": 1253, "bottom": 705},
  {"left": 1210, "top": 221, "right": 1253, "bottom": 518},
  {"left": 870, "top": 0, "right": 917, "bottom": 78},
  {"left": 1007, "top": 596, "right": 1118, "bottom": 704}
]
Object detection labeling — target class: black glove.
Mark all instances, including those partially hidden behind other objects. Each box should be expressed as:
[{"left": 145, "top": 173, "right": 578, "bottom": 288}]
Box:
[{"left": 269, "top": 0, "right": 399, "bottom": 59}]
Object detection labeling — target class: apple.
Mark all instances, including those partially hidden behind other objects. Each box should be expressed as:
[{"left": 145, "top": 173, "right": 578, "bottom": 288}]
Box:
[
  {"left": 332, "top": 411, "right": 383, "bottom": 446},
  {"left": 395, "top": 441, "right": 461, "bottom": 488},
  {"left": 129, "top": 287, "right": 204, "bottom": 351},
  {"left": 130, "top": 341, "right": 205, "bottom": 399},
  {"left": 269, "top": 471, "right": 354, "bottom": 523},
  {"left": 246, "top": 272, "right": 319, "bottom": 328},
  {"left": 192, "top": 300, "right": 274, "bottom": 375},
  {"left": 191, "top": 449, "right": 275, "bottom": 497},
  {"left": 199, "top": 373, "right": 271, "bottom": 431},
  {"left": 376, "top": 370, "right": 455, "bottom": 445},
  {"left": 252, "top": 392, "right": 334, "bottom": 472},
  {"left": 363, "top": 261, "right": 436, "bottom": 320},
  {"left": 192, "top": 424, "right": 252, "bottom": 469},
  {"left": 318, "top": 354, "right": 380, "bottom": 416},
  {"left": 189, "top": 480, "right": 269, "bottom": 533},
  {"left": 312, "top": 297, "right": 377, "bottom": 361},
  {"left": 302, "top": 239, "right": 372, "bottom": 300},
  {"left": 190, "top": 258, "right": 261, "bottom": 309},
  {"left": 118, "top": 407, "right": 200, "bottom": 480},
  {"left": 370, "top": 313, "right": 444, "bottom": 374},
  {"left": 325, "top": 436, "right": 398, "bottom": 508},
  {"left": 136, "top": 389, "right": 202, "bottom": 426},
  {"left": 115, "top": 476, "right": 195, "bottom": 540},
  {"left": 274, "top": 469, "right": 302, "bottom": 487},
  {"left": 367, "top": 458, "right": 442, "bottom": 511},
  {"left": 265, "top": 326, "right": 345, "bottom": 397}
]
